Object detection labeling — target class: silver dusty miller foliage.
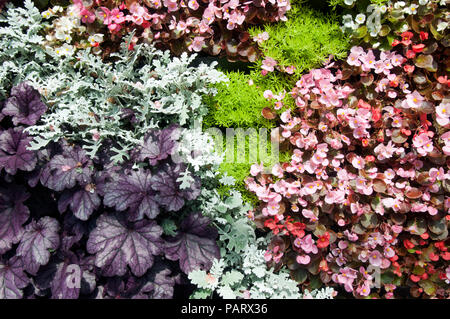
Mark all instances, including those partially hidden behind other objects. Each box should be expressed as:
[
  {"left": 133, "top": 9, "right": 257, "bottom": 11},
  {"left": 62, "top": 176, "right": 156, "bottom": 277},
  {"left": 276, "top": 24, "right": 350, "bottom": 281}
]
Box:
[{"left": 0, "top": 0, "right": 227, "bottom": 163}]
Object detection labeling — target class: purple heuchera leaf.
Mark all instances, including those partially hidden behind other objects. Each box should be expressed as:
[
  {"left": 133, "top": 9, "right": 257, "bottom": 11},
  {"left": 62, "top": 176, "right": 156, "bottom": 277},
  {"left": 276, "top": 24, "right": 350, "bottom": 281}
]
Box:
[
  {"left": 87, "top": 214, "right": 163, "bottom": 277},
  {"left": 16, "top": 217, "right": 60, "bottom": 275},
  {"left": 0, "top": 100, "right": 4, "bottom": 122},
  {"left": 58, "top": 183, "right": 101, "bottom": 221},
  {"left": 43, "top": 145, "right": 93, "bottom": 191},
  {"left": 151, "top": 163, "right": 201, "bottom": 212},
  {"left": 138, "top": 263, "right": 180, "bottom": 299},
  {"left": 60, "top": 214, "right": 86, "bottom": 252},
  {"left": 2, "top": 82, "right": 47, "bottom": 126},
  {"left": 0, "top": 257, "right": 29, "bottom": 299},
  {"left": 103, "top": 169, "right": 159, "bottom": 221},
  {"left": 164, "top": 213, "right": 220, "bottom": 274},
  {"left": 0, "top": 185, "right": 30, "bottom": 253},
  {"left": 138, "top": 125, "right": 179, "bottom": 165},
  {"left": 0, "top": 127, "right": 37, "bottom": 175}
]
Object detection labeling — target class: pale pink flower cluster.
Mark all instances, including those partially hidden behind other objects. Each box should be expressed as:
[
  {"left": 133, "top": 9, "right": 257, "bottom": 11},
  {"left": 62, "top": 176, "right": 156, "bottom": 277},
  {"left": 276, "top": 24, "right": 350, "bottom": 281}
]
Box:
[
  {"left": 247, "top": 46, "right": 450, "bottom": 297},
  {"left": 76, "top": 0, "right": 291, "bottom": 54}
]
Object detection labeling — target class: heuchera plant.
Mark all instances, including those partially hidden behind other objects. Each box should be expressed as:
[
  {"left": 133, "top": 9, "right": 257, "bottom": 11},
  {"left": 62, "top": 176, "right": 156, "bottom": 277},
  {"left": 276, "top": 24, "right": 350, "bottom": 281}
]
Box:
[
  {"left": 0, "top": 82, "right": 220, "bottom": 299},
  {"left": 70, "top": 0, "right": 291, "bottom": 61},
  {"left": 246, "top": 45, "right": 450, "bottom": 298}
]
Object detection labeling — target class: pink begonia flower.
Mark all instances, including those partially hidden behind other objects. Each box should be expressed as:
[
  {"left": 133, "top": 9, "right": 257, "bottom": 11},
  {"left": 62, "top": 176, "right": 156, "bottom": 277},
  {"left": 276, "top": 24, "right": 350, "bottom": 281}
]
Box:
[
  {"left": 226, "top": 11, "right": 245, "bottom": 30},
  {"left": 429, "top": 167, "right": 446, "bottom": 181},
  {"left": 411, "top": 202, "right": 428, "bottom": 213},
  {"left": 188, "top": 0, "right": 199, "bottom": 10},
  {"left": 250, "top": 163, "right": 263, "bottom": 176},
  {"left": 189, "top": 36, "right": 205, "bottom": 52},
  {"left": 369, "top": 232, "right": 385, "bottom": 248},
  {"left": 261, "top": 57, "right": 277, "bottom": 72},
  {"left": 333, "top": 267, "right": 358, "bottom": 292},
  {"left": 266, "top": 202, "right": 280, "bottom": 215},
  {"left": 271, "top": 164, "right": 284, "bottom": 178},
  {"left": 80, "top": 7, "right": 96, "bottom": 23},
  {"left": 436, "top": 102, "right": 450, "bottom": 126},
  {"left": 254, "top": 31, "right": 269, "bottom": 44},
  {"left": 355, "top": 177, "right": 373, "bottom": 195},
  {"left": 98, "top": 7, "right": 114, "bottom": 24},
  {"left": 303, "top": 182, "right": 318, "bottom": 195},
  {"left": 356, "top": 281, "right": 372, "bottom": 297},
  {"left": 285, "top": 65, "right": 296, "bottom": 74},
  {"left": 428, "top": 206, "right": 438, "bottom": 216},
  {"left": 110, "top": 8, "right": 125, "bottom": 24},
  {"left": 401, "top": 90, "right": 424, "bottom": 109},
  {"left": 359, "top": 266, "right": 373, "bottom": 280},
  {"left": 351, "top": 156, "right": 365, "bottom": 169},
  {"left": 347, "top": 52, "right": 361, "bottom": 66},
  {"left": 299, "top": 234, "right": 318, "bottom": 254},
  {"left": 296, "top": 254, "right": 311, "bottom": 265},
  {"left": 368, "top": 250, "right": 382, "bottom": 267},
  {"left": 302, "top": 209, "right": 318, "bottom": 223},
  {"left": 390, "top": 53, "right": 405, "bottom": 66},
  {"left": 176, "top": 20, "right": 187, "bottom": 31},
  {"left": 384, "top": 168, "right": 395, "bottom": 180},
  {"left": 374, "top": 141, "right": 396, "bottom": 160},
  {"left": 361, "top": 50, "right": 376, "bottom": 71},
  {"left": 108, "top": 23, "right": 121, "bottom": 32},
  {"left": 263, "top": 90, "right": 274, "bottom": 100},
  {"left": 274, "top": 101, "right": 283, "bottom": 109},
  {"left": 413, "top": 132, "right": 433, "bottom": 156},
  {"left": 264, "top": 246, "right": 283, "bottom": 263},
  {"left": 325, "top": 189, "right": 346, "bottom": 204},
  {"left": 164, "top": 0, "right": 179, "bottom": 12},
  {"left": 344, "top": 230, "right": 358, "bottom": 241},
  {"left": 441, "top": 131, "right": 450, "bottom": 155}
]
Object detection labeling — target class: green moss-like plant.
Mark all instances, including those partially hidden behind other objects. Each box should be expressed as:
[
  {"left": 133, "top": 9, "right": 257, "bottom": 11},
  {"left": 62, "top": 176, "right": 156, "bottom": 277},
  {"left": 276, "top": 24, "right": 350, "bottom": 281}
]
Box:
[
  {"left": 203, "top": 71, "right": 277, "bottom": 129},
  {"left": 249, "top": 5, "right": 350, "bottom": 76}
]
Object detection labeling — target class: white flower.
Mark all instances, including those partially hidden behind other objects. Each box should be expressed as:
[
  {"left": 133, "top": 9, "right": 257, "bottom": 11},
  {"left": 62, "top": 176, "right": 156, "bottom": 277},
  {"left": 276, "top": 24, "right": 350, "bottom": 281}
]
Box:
[
  {"left": 355, "top": 13, "right": 366, "bottom": 24},
  {"left": 67, "top": 5, "right": 80, "bottom": 18},
  {"left": 55, "top": 43, "right": 75, "bottom": 56},
  {"left": 344, "top": 0, "right": 356, "bottom": 5},
  {"left": 399, "top": 23, "right": 410, "bottom": 32},
  {"left": 379, "top": 5, "right": 387, "bottom": 13},
  {"left": 437, "top": 20, "right": 448, "bottom": 32},
  {"left": 52, "top": 5, "right": 63, "bottom": 12},
  {"left": 394, "top": 1, "right": 406, "bottom": 9},
  {"left": 56, "top": 16, "right": 77, "bottom": 32},
  {"left": 41, "top": 10, "right": 53, "bottom": 19},
  {"left": 55, "top": 29, "right": 72, "bottom": 42},
  {"left": 88, "top": 33, "right": 104, "bottom": 45},
  {"left": 419, "top": 0, "right": 429, "bottom": 5},
  {"left": 404, "top": 4, "right": 419, "bottom": 15}
]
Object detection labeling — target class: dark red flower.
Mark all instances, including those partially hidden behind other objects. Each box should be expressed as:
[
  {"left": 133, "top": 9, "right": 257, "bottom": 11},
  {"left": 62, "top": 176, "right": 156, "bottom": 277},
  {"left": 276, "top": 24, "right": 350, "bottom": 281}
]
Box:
[
  {"left": 264, "top": 217, "right": 284, "bottom": 235},
  {"left": 404, "top": 239, "right": 415, "bottom": 250},
  {"left": 412, "top": 44, "right": 425, "bottom": 53},
  {"left": 286, "top": 221, "right": 306, "bottom": 238},
  {"left": 403, "top": 64, "right": 415, "bottom": 73},
  {"left": 419, "top": 31, "right": 428, "bottom": 41},
  {"left": 391, "top": 39, "right": 401, "bottom": 47},
  {"left": 317, "top": 232, "right": 330, "bottom": 249}
]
